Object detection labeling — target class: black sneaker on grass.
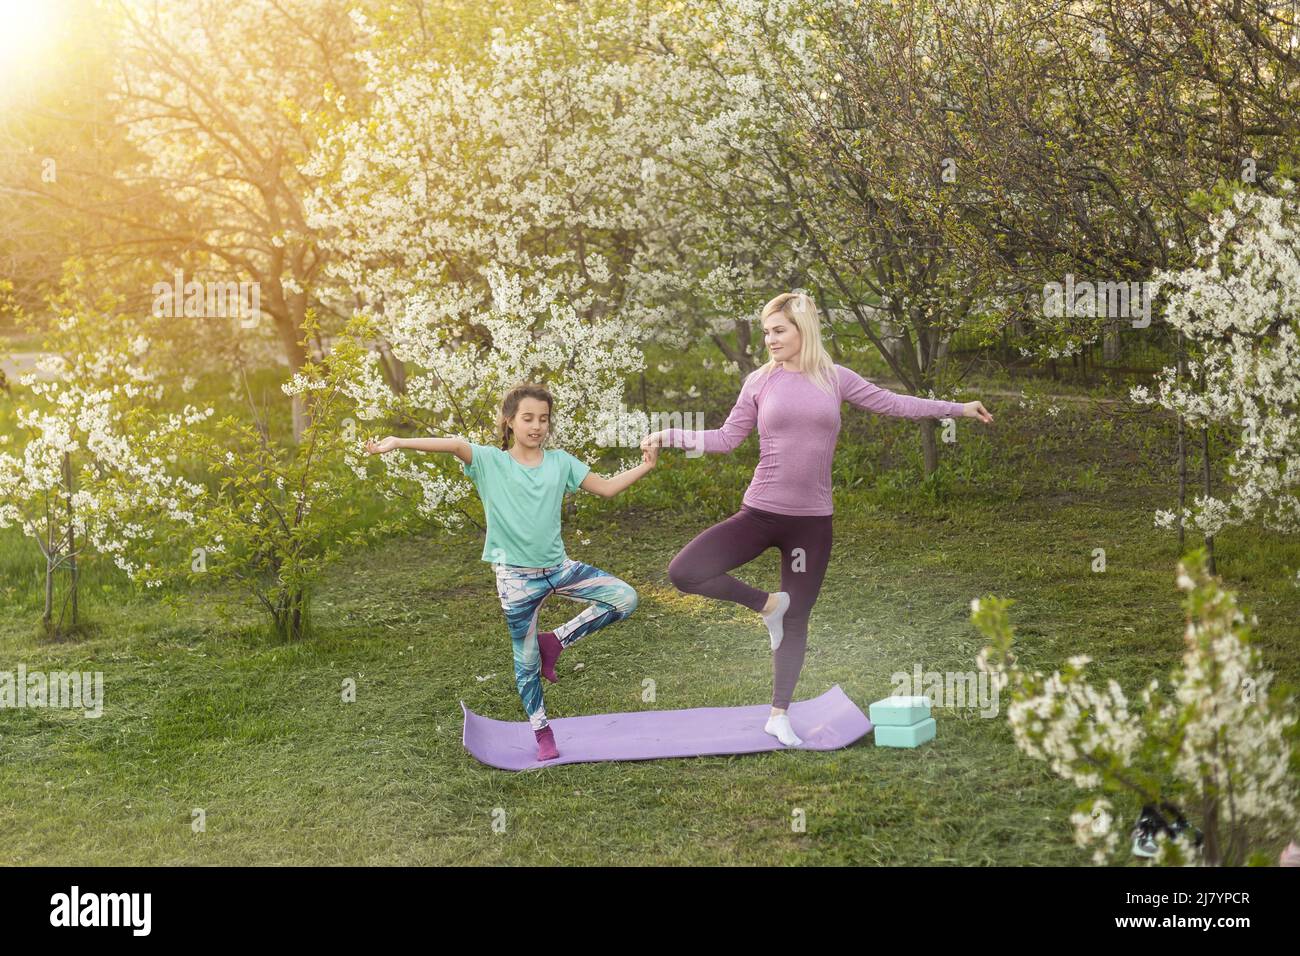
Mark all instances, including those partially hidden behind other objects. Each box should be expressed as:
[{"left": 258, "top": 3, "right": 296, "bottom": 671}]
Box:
[
  {"left": 1130, "top": 804, "right": 1167, "bottom": 858},
  {"left": 1131, "top": 801, "right": 1203, "bottom": 858}
]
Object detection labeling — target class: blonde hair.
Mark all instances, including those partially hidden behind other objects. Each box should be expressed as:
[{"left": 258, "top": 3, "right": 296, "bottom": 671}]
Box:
[{"left": 756, "top": 292, "right": 838, "bottom": 396}]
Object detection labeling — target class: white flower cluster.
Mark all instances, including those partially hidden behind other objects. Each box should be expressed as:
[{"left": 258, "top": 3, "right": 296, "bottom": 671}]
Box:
[
  {"left": 1133, "top": 181, "right": 1300, "bottom": 536},
  {"left": 1001, "top": 655, "right": 1143, "bottom": 791}
]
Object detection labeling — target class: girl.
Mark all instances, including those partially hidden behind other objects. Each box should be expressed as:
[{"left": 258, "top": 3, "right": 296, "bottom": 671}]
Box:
[
  {"left": 643, "top": 292, "right": 993, "bottom": 747},
  {"left": 366, "top": 383, "right": 658, "bottom": 761}
]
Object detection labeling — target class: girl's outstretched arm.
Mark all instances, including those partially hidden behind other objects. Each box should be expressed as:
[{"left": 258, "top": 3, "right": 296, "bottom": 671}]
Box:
[
  {"left": 579, "top": 443, "right": 658, "bottom": 498},
  {"left": 364, "top": 435, "right": 474, "bottom": 465}
]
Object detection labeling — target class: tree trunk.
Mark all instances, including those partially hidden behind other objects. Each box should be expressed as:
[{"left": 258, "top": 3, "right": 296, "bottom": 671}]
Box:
[
  {"left": 1177, "top": 414, "right": 1187, "bottom": 552},
  {"left": 374, "top": 339, "right": 407, "bottom": 395},
  {"left": 733, "top": 319, "right": 755, "bottom": 373},
  {"left": 919, "top": 418, "right": 939, "bottom": 475},
  {"left": 63, "top": 452, "right": 77, "bottom": 627},
  {"left": 880, "top": 317, "right": 905, "bottom": 365},
  {"left": 1176, "top": 331, "right": 1187, "bottom": 552},
  {"left": 271, "top": 587, "right": 309, "bottom": 642},
  {"left": 270, "top": 293, "right": 312, "bottom": 443},
  {"left": 827, "top": 327, "right": 843, "bottom": 361},
  {"left": 1103, "top": 319, "right": 1121, "bottom": 363},
  {"left": 43, "top": 552, "right": 54, "bottom": 638},
  {"left": 289, "top": 591, "right": 304, "bottom": 641},
  {"left": 1201, "top": 425, "right": 1215, "bottom": 574},
  {"left": 709, "top": 317, "right": 758, "bottom": 376},
  {"left": 1201, "top": 792, "right": 1221, "bottom": 866}
]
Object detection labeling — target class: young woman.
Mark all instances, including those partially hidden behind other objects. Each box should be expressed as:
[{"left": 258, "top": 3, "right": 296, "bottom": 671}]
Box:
[
  {"left": 366, "top": 383, "right": 658, "bottom": 761},
  {"left": 643, "top": 292, "right": 993, "bottom": 747}
]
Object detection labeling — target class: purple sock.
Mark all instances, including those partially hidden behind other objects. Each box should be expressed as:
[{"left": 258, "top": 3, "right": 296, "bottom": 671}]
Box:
[
  {"left": 538, "top": 630, "right": 563, "bottom": 684},
  {"left": 534, "top": 725, "right": 559, "bottom": 760}
]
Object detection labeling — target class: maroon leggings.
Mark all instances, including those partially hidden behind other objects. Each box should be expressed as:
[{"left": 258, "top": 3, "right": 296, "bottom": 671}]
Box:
[{"left": 667, "top": 504, "right": 833, "bottom": 709}]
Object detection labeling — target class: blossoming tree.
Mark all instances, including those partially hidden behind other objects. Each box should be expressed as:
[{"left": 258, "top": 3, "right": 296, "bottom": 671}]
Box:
[
  {"left": 1131, "top": 180, "right": 1300, "bottom": 554},
  {"left": 299, "top": 1, "right": 741, "bottom": 514},
  {"left": 973, "top": 547, "right": 1299, "bottom": 866},
  {"left": 0, "top": 313, "right": 209, "bottom": 638}
]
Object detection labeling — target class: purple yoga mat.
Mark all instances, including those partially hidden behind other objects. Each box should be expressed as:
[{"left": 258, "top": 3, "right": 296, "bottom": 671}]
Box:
[{"left": 461, "top": 684, "right": 873, "bottom": 771}]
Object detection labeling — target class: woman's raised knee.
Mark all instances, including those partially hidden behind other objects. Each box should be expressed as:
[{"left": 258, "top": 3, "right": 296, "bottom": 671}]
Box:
[{"left": 667, "top": 557, "right": 699, "bottom": 593}]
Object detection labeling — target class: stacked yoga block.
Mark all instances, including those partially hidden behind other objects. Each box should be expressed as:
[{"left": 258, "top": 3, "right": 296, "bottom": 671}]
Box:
[{"left": 868, "top": 695, "right": 936, "bottom": 748}]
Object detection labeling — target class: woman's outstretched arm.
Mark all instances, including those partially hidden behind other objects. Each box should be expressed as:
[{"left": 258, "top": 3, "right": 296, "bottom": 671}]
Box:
[
  {"left": 643, "top": 371, "right": 760, "bottom": 455},
  {"left": 837, "top": 365, "right": 992, "bottom": 423}
]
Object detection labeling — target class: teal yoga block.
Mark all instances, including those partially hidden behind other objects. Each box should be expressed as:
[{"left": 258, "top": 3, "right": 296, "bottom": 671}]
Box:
[
  {"left": 868, "top": 695, "right": 932, "bottom": 727},
  {"left": 874, "top": 717, "right": 937, "bottom": 749}
]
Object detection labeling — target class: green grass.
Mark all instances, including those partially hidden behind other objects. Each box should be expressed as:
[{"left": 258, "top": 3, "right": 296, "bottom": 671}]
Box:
[{"left": 2, "top": 373, "right": 1297, "bottom": 865}]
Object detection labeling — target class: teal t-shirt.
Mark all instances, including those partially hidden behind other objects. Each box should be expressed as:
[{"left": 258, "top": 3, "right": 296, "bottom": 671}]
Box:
[{"left": 460, "top": 443, "right": 592, "bottom": 567}]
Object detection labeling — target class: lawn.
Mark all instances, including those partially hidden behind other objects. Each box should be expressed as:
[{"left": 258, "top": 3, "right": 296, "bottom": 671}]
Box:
[{"left": 2, "top": 377, "right": 1297, "bottom": 865}]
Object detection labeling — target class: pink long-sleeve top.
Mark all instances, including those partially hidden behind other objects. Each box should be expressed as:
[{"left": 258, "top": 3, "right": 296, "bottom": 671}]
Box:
[{"left": 661, "top": 363, "right": 966, "bottom": 516}]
